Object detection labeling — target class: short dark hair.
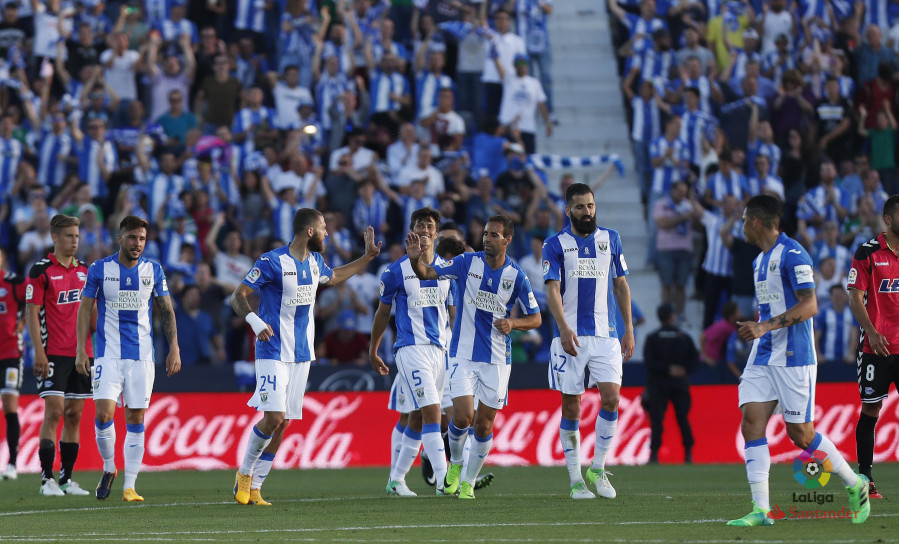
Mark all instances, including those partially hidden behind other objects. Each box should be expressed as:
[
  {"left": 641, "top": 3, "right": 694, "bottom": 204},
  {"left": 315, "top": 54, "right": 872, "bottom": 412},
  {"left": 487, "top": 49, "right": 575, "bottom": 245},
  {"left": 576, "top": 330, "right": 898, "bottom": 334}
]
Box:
[
  {"left": 410, "top": 207, "right": 441, "bottom": 231},
  {"left": 565, "top": 182, "right": 593, "bottom": 204},
  {"left": 50, "top": 214, "right": 80, "bottom": 234},
  {"left": 435, "top": 237, "right": 465, "bottom": 259},
  {"left": 292, "top": 208, "right": 322, "bottom": 237},
  {"left": 487, "top": 214, "right": 514, "bottom": 238},
  {"left": 744, "top": 194, "right": 782, "bottom": 229},
  {"left": 685, "top": 87, "right": 700, "bottom": 98},
  {"left": 439, "top": 221, "right": 464, "bottom": 236},
  {"left": 884, "top": 195, "right": 899, "bottom": 217},
  {"left": 657, "top": 303, "right": 676, "bottom": 323},
  {"left": 119, "top": 215, "right": 148, "bottom": 234},
  {"left": 719, "top": 148, "right": 733, "bottom": 163}
]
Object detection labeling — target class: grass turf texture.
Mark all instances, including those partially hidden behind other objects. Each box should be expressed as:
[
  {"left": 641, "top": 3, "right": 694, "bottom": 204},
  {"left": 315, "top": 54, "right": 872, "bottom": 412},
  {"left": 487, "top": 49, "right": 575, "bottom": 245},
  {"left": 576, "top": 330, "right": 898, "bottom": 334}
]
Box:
[{"left": 1, "top": 464, "right": 896, "bottom": 542}]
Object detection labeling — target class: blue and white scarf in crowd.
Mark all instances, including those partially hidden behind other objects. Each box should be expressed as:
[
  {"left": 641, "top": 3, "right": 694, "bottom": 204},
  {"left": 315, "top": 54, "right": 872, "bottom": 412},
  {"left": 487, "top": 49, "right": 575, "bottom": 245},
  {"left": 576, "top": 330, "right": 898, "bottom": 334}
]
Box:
[{"left": 528, "top": 153, "right": 625, "bottom": 176}]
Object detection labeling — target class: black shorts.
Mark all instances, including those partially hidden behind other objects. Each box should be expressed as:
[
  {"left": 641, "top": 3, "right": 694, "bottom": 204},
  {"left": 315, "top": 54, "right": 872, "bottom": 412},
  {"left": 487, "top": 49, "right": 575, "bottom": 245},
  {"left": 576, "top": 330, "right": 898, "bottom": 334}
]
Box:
[
  {"left": 1, "top": 357, "right": 23, "bottom": 395},
  {"left": 857, "top": 352, "right": 899, "bottom": 403},
  {"left": 37, "top": 356, "right": 93, "bottom": 399}
]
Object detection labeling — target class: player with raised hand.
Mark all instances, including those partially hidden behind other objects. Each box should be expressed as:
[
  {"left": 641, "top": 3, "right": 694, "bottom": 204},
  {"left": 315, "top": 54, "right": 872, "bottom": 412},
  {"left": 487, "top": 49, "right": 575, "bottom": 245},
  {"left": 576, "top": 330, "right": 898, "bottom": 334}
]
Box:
[
  {"left": 26, "top": 214, "right": 93, "bottom": 496},
  {"left": 231, "top": 208, "right": 381, "bottom": 505},
  {"left": 727, "top": 195, "right": 869, "bottom": 526},
  {"left": 543, "top": 182, "right": 635, "bottom": 500},
  {"left": 75, "top": 215, "right": 181, "bottom": 502},
  {"left": 847, "top": 195, "right": 899, "bottom": 500},
  {"left": 371, "top": 207, "right": 454, "bottom": 497},
  {"left": 0, "top": 248, "right": 26, "bottom": 480},
  {"left": 407, "top": 214, "right": 541, "bottom": 500}
]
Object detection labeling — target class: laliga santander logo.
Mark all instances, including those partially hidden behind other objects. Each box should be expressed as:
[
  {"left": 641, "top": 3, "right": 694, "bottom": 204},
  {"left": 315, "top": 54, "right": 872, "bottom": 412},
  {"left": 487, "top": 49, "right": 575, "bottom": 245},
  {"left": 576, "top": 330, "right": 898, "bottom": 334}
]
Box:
[{"left": 792, "top": 449, "right": 833, "bottom": 489}]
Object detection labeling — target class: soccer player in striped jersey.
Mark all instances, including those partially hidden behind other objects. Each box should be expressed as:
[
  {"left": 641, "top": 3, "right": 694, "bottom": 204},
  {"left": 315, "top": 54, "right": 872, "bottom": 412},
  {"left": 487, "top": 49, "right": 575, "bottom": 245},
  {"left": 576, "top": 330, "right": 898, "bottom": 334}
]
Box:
[
  {"left": 406, "top": 214, "right": 541, "bottom": 500},
  {"left": 728, "top": 195, "right": 869, "bottom": 526},
  {"left": 371, "top": 207, "right": 454, "bottom": 497},
  {"left": 231, "top": 208, "right": 381, "bottom": 505},
  {"left": 75, "top": 216, "right": 182, "bottom": 502},
  {"left": 542, "top": 183, "right": 635, "bottom": 500}
]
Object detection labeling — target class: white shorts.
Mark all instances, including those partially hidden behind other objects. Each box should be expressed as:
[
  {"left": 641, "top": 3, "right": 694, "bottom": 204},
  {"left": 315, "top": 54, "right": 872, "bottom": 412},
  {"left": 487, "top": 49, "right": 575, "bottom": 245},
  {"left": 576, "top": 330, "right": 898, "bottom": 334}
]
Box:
[
  {"left": 394, "top": 344, "right": 446, "bottom": 410},
  {"left": 738, "top": 362, "right": 817, "bottom": 424},
  {"left": 448, "top": 357, "right": 512, "bottom": 410},
  {"left": 388, "top": 372, "right": 413, "bottom": 414},
  {"left": 549, "top": 336, "right": 623, "bottom": 395},
  {"left": 247, "top": 359, "right": 311, "bottom": 420},
  {"left": 92, "top": 358, "right": 155, "bottom": 409}
]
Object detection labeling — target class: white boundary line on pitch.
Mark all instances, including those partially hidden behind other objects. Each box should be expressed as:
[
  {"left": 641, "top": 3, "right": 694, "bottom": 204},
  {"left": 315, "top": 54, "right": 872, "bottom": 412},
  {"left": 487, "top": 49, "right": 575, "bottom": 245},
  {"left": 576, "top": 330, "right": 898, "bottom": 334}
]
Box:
[{"left": 0, "top": 539, "right": 869, "bottom": 544}]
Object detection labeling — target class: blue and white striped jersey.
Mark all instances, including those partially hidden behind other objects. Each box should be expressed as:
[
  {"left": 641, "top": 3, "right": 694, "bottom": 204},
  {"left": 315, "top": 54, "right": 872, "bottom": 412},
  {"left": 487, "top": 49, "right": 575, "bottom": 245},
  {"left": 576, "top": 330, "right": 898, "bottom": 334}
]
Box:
[
  {"left": 0, "top": 136, "right": 22, "bottom": 197},
  {"left": 814, "top": 303, "right": 857, "bottom": 362},
  {"left": 83, "top": 254, "right": 169, "bottom": 361},
  {"left": 157, "top": 18, "right": 198, "bottom": 43},
  {"left": 241, "top": 247, "right": 334, "bottom": 363},
  {"left": 37, "top": 131, "right": 71, "bottom": 189},
  {"left": 543, "top": 226, "right": 628, "bottom": 338},
  {"left": 379, "top": 255, "right": 454, "bottom": 351},
  {"left": 370, "top": 70, "right": 409, "bottom": 115},
  {"left": 747, "top": 233, "right": 817, "bottom": 367},
  {"left": 649, "top": 135, "right": 685, "bottom": 194},
  {"left": 748, "top": 139, "right": 781, "bottom": 178},
  {"left": 707, "top": 170, "right": 746, "bottom": 204},
  {"left": 435, "top": 252, "right": 539, "bottom": 365},
  {"left": 415, "top": 71, "right": 454, "bottom": 119},
  {"left": 631, "top": 95, "right": 660, "bottom": 143},
  {"left": 234, "top": 0, "right": 267, "bottom": 33},
  {"left": 232, "top": 107, "right": 278, "bottom": 154},
  {"left": 147, "top": 171, "right": 185, "bottom": 221},
  {"left": 77, "top": 139, "right": 117, "bottom": 199},
  {"left": 680, "top": 109, "right": 715, "bottom": 166},
  {"left": 700, "top": 211, "right": 733, "bottom": 277}
]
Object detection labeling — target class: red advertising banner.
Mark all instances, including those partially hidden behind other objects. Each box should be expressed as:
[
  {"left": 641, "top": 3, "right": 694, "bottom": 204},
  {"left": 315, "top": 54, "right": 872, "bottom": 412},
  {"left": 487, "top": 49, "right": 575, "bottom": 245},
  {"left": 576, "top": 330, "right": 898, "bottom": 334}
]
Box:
[{"left": 0, "top": 383, "right": 881, "bottom": 473}]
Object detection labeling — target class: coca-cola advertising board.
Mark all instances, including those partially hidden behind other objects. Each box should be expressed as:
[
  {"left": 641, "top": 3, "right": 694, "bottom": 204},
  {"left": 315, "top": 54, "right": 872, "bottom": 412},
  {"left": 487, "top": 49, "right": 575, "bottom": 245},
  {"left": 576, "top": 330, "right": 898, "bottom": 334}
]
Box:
[{"left": 0, "top": 383, "right": 879, "bottom": 472}]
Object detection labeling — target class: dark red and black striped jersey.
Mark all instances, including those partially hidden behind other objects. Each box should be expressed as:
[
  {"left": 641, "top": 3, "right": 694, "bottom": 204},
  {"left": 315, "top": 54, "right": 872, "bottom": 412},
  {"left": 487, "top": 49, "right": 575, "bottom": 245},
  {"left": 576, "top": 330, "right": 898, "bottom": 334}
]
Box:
[
  {"left": 0, "top": 270, "right": 26, "bottom": 359},
  {"left": 26, "top": 253, "right": 93, "bottom": 358},
  {"left": 848, "top": 233, "right": 899, "bottom": 354}
]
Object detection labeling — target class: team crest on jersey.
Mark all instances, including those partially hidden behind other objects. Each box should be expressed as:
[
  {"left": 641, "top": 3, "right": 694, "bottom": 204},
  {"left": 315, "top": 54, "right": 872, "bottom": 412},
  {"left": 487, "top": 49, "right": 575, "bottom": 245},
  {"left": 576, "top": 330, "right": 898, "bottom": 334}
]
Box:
[
  {"left": 769, "top": 261, "right": 778, "bottom": 273},
  {"left": 141, "top": 276, "right": 151, "bottom": 287},
  {"left": 310, "top": 263, "right": 319, "bottom": 276},
  {"left": 487, "top": 278, "right": 493, "bottom": 287},
  {"left": 246, "top": 267, "right": 262, "bottom": 283},
  {"left": 260, "top": 393, "right": 268, "bottom": 403},
  {"left": 543, "top": 260, "right": 550, "bottom": 275},
  {"left": 126, "top": 277, "right": 132, "bottom": 286},
  {"left": 77, "top": 272, "right": 87, "bottom": 282},
  {"left": 302, "top": 270, "right": 307, "bottom": 278},
  {"left": 597, "top": 242, "right": 608, "bottom": 253},
  {"left": 501, "top": 279, "right": 512, "bottom": 290},
  {"left": 415, "top": 388, "right": 425, "bottom": 399},
  {"left": 584, "top": 246, "right": 590, "bottom": 255}
]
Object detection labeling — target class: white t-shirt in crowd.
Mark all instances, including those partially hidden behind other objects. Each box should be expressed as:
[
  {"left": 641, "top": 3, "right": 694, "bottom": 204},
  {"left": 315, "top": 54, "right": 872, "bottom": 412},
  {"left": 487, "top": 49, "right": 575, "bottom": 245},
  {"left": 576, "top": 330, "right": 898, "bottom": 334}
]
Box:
[
  {"left": 396, "top": 164, "right": 445, "bottom": 197},
  {"left": 499, "top": 74, "right": 547, "bottom": 134},
  {"left": 482, "top": 31, "right": 526, "bottom": 84},
  {"left": 100, "top": 49, "right": 140, "bottom": 101},
  {"left": 273, "top": 81, "right": 313, "bottom": 128}
]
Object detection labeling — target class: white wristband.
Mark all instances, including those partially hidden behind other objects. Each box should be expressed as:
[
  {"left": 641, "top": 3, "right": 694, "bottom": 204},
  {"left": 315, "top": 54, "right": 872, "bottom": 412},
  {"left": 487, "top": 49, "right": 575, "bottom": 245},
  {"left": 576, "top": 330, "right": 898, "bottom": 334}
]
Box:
[{"left": 245, "top": 312, "right": 268, "bottom": 335}]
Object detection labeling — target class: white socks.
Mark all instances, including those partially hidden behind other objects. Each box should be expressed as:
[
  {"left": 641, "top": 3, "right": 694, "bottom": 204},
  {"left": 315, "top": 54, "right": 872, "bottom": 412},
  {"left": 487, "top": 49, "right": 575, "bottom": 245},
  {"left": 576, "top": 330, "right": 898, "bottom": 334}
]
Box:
[
  {"left": 592, "top": 409, "right": 618, "bottom": 471},
  {"left": 240, "top": 425, "right": 273, "bottom": 475},
  {"left": 390, "top": 427, "right": 420, "bottom": 482},
  {"left": 123, "top": 424, "right": 145, "bottom": 491},
  {"left": 252, "top": 452, "right": 275, "bottom": 489},
  {"left": 560, "top": 417, "right": 583, "bottom": 485},
  {"left": 422, "top": 423, "right": 447, "bottom": 486},
  {"left": 390, "top": 421, "right": 405, "bottom": 469},
  {"left": 448, "top": 420, "right": 467, "bottom": 465},
  {"left": 810, "top": 432, "right": 859, "bottom": 488},
  {"left": 744, "top": 437, "right": 770, "bottom": 510},
  {"left": 463, "top": 433, "right": 492, "bottom": 485},
  {"left": 95, "top": 419, "right": 116, "bottom": 473}
]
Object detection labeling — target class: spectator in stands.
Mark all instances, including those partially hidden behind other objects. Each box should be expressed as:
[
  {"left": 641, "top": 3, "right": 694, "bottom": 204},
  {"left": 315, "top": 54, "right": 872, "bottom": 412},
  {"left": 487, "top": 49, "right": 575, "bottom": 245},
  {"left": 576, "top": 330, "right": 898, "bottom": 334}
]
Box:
[
  {"left": 175, "top": 284, "right": 224, "bottom": 365},
  {"left": 648, "top": 114, "right": 687, "bottom": 266},
  {"left": 815, "top": 75, "right": 854, "bottom": 164},
  {"left": 146, "top": 33, "right": 195, "bottom": 121},
  {"left": 17, "top": 209, "right": 52, "bottom": 269},
  {"left": 677, "top": 25, "right": 715, "bottom": 73},
  {"left": 699, "top": 194, "right": 738, "bottom": 328},
  {"left": 858, "top": 103, "right": 898, "bottom": 193},
  {"left": 700, "top": 301, "right": 740, "bottom": 366},
  {"left": 625, "top": 80, "right": 663, "bottom": 204},
  {"left": 498, "top": 53, "right": 551, "bottom": 154},
  {"left": 421, "top": 87, "right": 465, "bottom": 147},
  {"left": 516, "top": 0, "right": 554, "bottom": 121},
  {"left": 321, "top": 310, "right": 369, "bottom": 366},
  {"left": 608, "top": 0, "right": 665, "bottom": 62},
  {"left": 194, "top": 54, "right": 241, "bottom": 134},
  {"left": 271, "top": 65, "right": 314, "bottom": 129},
  {"left": 653, "top": 180, "right": 703, "bottom": 322},
  {"left": 482, "top": 9, "right": 525, "bottom": 117},
  {"left": 815, "top": 283, "right": 858, "bottom": 364},
  {"left": 856, "top": 26, "right": 897, "bottom": 86}
]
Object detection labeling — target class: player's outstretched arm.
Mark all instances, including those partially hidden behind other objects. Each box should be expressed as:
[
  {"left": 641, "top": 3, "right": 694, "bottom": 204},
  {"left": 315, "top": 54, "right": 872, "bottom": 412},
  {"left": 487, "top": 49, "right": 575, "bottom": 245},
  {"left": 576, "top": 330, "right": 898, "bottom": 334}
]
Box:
[
  {"left": 330, "top": 226, "right": 383, "bottom": 285},
  {"left": 737, "top": 287, "right": 817, "bottom": 342},
  {"left": 231, "top": 284, "right": 274, "bottom": 342},
  {"left": 613, "top": 276, "right": 636, "bottom": 361},
  {"left": 848, "top": 287, "right": 890, "bottom": 357},
  {"left": 405, "top": 231, "right": 439, "bottom": 280},
  {"left": 369, "top": 302, "right": 391, "bottom": 375},
  {"left": 155, "top": 295, "right": 182, "bottom": 377},
  {"left": 75, "top": 296, "right": 95, "bottom": 376}
]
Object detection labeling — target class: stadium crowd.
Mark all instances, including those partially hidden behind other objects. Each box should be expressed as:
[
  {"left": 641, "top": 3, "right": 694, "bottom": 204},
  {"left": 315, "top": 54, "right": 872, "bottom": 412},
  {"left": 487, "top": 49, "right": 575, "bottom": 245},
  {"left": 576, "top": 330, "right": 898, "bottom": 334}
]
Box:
[
  {"left": 0, "top": 0, "right": 563, "bottom": 367},
  {"left": 611, "top": 0, "right": 898, "bottom": 367}
]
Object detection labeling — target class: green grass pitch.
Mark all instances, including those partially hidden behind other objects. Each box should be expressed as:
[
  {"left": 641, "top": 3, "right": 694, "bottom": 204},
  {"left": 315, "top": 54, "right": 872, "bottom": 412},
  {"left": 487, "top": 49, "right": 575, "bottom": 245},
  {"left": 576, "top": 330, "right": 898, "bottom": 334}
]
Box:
[{"left": 1, "top": 464, "right": 896, "bottom": 542}]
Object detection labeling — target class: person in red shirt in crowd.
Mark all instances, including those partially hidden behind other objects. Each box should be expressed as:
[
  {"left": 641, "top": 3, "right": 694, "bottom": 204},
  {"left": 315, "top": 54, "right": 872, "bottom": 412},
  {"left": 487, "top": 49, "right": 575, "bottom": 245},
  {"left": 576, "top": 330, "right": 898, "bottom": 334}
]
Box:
[
  {"left": 700, "top": 302, "right": 740, "bottom": 366},
  {"left": 25, "top": 215, "right": 94, "bottom": 496},
  {"left": 322, "top": 310, "right": 369, "bottom": 366},
  {"left": 847, "top": 194, "right": 899, "bottom": 500},
  {"left": 0, "top": 248, "right": 27, "bottom": 480}
]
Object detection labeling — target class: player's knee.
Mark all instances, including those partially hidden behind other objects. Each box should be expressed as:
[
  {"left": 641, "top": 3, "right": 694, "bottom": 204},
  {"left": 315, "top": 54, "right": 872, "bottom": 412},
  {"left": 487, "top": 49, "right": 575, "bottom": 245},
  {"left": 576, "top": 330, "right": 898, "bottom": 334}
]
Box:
[
  {"left": 601, "top": 395, "right": 620, "bottom": 413},
  {"left": 63, "top": 405, "right": 83, "bottom": 423},
  {"left": 261, "top": 412, "right": 284, "bottom": 433},
  {"left": 739, "top": 418, "right": 765, "bottom": 440},
  {"left": 561, "top": 396, "right": 580, "bottom": 420},
  {"left": 398, "top": 413, "right": 409, "bottom": 427},
  {"left": 474, "top": 420, "right": 493, "bottom": 437},
  {"left": 861, "top": 401, "right": 882, "bottom": 417},
  {"left": 43, "top": 404, "right": 64, "bottom": 423}
]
